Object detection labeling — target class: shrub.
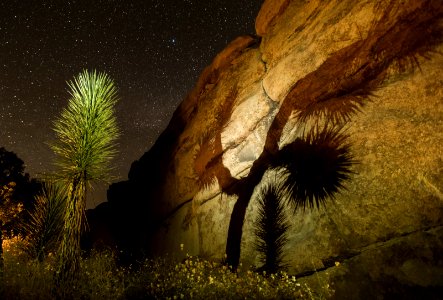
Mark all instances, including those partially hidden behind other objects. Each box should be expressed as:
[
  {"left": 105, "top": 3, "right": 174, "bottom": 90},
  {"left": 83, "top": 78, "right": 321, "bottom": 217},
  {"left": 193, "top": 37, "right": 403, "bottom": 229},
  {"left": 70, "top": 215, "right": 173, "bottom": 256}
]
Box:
[
  {"left": 21, "top": 182, "right": 66, "bottom": 262},
  {"left": 0, "top": 239, "right": 328, "bottom": 299}
]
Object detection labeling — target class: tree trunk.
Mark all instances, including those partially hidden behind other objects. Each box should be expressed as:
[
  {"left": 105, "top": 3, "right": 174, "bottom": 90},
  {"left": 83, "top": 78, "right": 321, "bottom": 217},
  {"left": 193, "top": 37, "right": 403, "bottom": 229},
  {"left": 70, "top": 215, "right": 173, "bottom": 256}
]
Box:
[{"left": 53, "top": 177, "right": 86, "bottom": 297}]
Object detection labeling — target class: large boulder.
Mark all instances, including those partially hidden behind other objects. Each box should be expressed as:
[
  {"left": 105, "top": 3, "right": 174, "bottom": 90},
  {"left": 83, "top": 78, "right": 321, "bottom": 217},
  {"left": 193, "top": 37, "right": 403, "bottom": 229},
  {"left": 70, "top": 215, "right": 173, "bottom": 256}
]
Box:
[{"left": 106, "top": 0, "right": 443, "bottom": 296}]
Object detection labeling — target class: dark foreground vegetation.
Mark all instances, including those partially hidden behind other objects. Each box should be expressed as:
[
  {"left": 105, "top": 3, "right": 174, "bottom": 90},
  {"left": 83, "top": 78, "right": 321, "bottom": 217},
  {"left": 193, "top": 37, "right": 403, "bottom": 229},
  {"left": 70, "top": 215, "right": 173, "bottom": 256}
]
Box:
[{"left": 0, "top": 238, "right": 332, "bottom": 300}]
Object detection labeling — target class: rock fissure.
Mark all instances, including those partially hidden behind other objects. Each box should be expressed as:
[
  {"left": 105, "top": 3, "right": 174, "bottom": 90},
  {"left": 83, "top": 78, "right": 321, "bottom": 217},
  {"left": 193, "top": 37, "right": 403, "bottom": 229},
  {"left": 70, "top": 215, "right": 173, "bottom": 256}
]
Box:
[
  {"left": 294, "top": 225, "right": 443, "bottom": 279},
  {"left": 358, "top": 225, "right": 443, "bottom": 253},
  {"left": 156, "top": 198, "right": 194, "bottom": 230},
  {"left": 258, "top": 49, "right": 269, "bottom": 74}
]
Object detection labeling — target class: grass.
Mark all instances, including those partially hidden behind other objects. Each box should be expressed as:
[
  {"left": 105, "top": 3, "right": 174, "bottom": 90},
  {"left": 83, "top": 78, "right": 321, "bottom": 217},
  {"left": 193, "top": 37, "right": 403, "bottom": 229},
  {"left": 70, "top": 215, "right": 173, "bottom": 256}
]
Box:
[{"left": 0, "top": 238, "right": 330, "bottom": 299}]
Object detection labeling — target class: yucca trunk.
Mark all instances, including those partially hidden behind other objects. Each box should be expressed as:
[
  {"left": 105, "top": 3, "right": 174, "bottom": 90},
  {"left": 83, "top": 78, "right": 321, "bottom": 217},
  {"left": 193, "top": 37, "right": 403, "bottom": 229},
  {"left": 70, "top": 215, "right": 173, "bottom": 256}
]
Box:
[{"left": 55, "top": 176, "right": 86, "bottom": 285}]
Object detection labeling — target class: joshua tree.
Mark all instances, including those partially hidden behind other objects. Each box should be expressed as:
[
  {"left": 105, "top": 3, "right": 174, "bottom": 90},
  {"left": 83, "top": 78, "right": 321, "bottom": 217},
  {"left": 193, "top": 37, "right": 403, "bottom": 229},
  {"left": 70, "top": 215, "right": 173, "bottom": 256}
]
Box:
[{"left": 51, "top": 70, "right": 119, "bottom": 287}]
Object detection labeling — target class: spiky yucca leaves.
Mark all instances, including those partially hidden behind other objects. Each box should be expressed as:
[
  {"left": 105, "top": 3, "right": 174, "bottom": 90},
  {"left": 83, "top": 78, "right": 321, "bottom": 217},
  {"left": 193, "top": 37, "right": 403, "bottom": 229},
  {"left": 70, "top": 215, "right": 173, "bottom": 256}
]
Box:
[
  {"left": 51, "top": 70, "right": 120, "bottom": 182},
  {"left": 272, "top": 126, "right": 355, "bottom": 211},
  {"left": 22, "top": 182, "right": 66, "bottom": 262},
  {"left": 51, "top": 70, "right": 120, "bottom": 289},
  {"left": 254, "top": 183, "right": 290, "bottom": 274}
]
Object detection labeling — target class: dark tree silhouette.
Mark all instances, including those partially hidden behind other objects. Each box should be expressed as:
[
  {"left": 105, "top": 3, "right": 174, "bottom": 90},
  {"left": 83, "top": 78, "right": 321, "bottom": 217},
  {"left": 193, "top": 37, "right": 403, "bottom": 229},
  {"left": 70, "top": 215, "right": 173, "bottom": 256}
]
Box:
[
  {"left": 0, "top": 147, "right": 26, "bottom": 186},
  {"left": 0, "top": 147, "right": 42, "bottom": 273},
  {"left": 0, "top": 147, "right": 42, "bottom": 237}
]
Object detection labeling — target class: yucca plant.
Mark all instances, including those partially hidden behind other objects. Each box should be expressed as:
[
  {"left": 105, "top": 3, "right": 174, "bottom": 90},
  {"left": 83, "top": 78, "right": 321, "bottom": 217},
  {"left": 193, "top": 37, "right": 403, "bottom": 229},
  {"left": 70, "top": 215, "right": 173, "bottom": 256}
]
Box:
[
  {"left": 254, "top": 183, "right": 290, "bottom": 273},
  {"left": 50, "top": 70, "right": 120, "bottom": 288},
  {"left": 21, "top": 182, "right": 66, "bottom": 262}
]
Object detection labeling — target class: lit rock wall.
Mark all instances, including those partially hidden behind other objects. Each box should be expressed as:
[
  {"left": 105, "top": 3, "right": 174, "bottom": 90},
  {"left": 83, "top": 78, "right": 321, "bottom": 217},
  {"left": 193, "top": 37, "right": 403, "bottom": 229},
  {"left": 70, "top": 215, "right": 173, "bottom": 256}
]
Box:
[{"left": 108, "top": 0, "right": 443, "bottom": 295}]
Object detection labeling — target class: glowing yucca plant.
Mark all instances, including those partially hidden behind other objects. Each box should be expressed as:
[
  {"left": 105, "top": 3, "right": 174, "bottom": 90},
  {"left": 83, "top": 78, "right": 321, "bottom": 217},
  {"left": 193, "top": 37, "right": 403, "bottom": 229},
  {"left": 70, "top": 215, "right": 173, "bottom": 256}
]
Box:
[{"left": 51, "top": 70, "right": 119, "bottom": 288}]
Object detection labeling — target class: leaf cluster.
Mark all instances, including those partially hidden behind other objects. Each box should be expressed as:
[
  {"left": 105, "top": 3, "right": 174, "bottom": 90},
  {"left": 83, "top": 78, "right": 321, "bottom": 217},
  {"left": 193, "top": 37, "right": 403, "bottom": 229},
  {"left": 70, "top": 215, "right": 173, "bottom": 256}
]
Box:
[
  {"left": 21, "top": 182, "right": 66, "bottom": 262},
  {"left": 50, "top": 70, "right": 120, "bottom": 183}
]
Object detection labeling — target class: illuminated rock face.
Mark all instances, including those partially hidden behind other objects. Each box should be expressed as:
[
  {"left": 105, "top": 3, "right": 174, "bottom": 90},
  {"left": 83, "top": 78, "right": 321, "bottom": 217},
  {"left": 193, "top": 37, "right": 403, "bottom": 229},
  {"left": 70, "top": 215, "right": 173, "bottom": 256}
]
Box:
[{"left": 107, "top": 0, "right": 443, "bottom": 295}]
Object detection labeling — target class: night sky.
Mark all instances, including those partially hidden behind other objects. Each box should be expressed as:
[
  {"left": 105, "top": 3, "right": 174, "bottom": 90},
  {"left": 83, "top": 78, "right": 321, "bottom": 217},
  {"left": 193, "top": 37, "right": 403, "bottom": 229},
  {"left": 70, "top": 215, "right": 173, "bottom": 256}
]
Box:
[{"left": 0, "top": 0, "right": 262, "bottom": 206}]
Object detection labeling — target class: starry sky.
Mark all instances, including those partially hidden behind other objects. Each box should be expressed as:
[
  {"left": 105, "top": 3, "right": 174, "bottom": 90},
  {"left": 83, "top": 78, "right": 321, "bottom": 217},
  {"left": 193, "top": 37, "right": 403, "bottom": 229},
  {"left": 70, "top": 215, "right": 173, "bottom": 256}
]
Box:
[{"left": 0, "top": 0, "right": 263, "bottom": 206}]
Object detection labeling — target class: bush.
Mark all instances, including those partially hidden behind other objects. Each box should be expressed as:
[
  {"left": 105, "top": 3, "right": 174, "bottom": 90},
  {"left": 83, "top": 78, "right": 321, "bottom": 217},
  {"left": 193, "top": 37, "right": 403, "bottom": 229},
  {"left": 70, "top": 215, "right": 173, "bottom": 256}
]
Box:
[
  {"left": 0, "top": 239, "right": 327, "bottom": 299},
  {"left": 21, "top": 182, "right": 66, "bottom": 262}
]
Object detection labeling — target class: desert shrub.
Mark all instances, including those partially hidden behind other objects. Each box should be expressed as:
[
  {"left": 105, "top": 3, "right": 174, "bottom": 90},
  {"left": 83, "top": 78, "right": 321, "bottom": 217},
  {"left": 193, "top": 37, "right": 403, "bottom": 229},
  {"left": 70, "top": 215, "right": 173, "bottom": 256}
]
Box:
[
  {"left": 21, "top": 182, "right": 66, "bottom": 262},
  {"left": 0, "top": 240, "right": 126, "bottom": 300},
  {"left": 135, "top": 255, "right": 312, "bottom": 299},
  {"left": 0, "top": 239, "right": 327, "bottom": 299},
  {"left": 0, "top": 237, "right": 54, "bottom": 299}
]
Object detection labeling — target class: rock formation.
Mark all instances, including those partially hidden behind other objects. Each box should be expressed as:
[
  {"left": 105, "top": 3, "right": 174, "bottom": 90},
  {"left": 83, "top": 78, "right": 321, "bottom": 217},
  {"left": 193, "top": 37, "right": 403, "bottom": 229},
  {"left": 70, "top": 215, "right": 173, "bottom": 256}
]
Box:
[{"left": 105, "top": 0, "right": 443, "bottom": 296}]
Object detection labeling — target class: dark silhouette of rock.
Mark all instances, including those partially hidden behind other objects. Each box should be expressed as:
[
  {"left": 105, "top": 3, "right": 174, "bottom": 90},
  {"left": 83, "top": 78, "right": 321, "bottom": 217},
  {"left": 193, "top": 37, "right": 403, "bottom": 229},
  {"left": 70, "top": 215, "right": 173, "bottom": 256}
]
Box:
[{"left": 82, "top": 202, "right": 116, "bottom": 252}]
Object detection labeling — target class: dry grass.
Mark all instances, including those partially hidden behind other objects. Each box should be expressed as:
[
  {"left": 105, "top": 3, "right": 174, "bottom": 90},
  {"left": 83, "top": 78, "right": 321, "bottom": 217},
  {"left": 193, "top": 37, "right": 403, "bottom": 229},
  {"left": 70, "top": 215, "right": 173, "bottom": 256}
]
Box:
[{"left": 0, "top": 238, "right": 330, "bottom": 299}]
